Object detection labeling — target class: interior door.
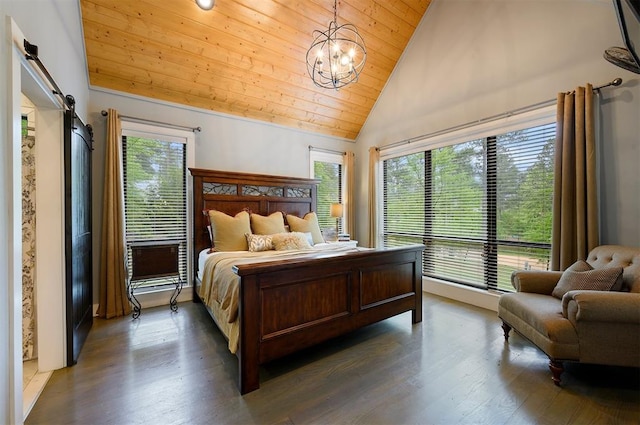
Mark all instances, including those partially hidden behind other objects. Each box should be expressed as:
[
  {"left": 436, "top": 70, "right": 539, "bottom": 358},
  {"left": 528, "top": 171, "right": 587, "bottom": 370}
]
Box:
[{"left": 64, "top": 109, "right": 94, "bottom": 365}]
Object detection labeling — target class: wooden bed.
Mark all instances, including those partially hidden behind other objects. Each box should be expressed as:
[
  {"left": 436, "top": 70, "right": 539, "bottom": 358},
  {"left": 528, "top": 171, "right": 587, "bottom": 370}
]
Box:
[{"left": 190, "top": 168, "right": 424, "bottom": 394}]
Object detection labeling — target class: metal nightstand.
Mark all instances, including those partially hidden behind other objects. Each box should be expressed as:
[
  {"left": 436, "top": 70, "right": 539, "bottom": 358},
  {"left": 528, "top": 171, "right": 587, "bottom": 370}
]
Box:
[{"left": 128, "top": 240, "right": 183, "bottom": 319}]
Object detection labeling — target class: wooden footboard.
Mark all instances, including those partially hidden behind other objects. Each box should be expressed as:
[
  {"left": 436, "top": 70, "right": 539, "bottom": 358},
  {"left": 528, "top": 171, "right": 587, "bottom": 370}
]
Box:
[{"left": 233, "top": 244, "right": 424, "bottom": 394}]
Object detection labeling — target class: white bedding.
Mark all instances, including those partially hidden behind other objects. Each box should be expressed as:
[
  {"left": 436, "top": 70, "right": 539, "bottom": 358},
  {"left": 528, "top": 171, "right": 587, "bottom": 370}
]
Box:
[
  {"left": 197, "top": 242, "right": 358, "bottom": 280},
  {"left": 196, "top": 242, "right": 363, "bottom": 353}
]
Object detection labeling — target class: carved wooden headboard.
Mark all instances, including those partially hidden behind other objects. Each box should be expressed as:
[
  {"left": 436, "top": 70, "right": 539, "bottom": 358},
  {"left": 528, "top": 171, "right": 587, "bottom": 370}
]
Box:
[{"left": 189, "top": 168, "right": 320, "bottom": 274}]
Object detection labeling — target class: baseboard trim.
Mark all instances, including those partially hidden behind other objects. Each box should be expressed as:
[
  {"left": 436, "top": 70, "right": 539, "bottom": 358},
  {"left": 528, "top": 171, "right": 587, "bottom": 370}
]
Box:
[
  {"left": 23, "top": 369, "right": 52, "bottom": 421},
  {"left": 423, "top": 277, "right": 499, "bottom": 312}
]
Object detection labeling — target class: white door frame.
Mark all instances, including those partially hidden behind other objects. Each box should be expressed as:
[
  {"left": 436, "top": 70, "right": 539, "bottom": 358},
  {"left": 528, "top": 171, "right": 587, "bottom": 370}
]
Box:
[{"left": 1, "top": 16, "right": 66, "bottom": 424}]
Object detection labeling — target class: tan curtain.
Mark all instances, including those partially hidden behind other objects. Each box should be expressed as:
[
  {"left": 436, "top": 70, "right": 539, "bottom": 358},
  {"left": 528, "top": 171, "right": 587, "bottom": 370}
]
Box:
[
  {"left": 345, "top": 151, "right": 356, "bottom": 238},
  {"left": 97, "top": 109, "right": 131, "bottom": 318},
  {"left": 551, "top": 85, "right": 599, "bottom": 270},
  {"left": 367, "top": 147, "right": 379, "bottom": 248}
]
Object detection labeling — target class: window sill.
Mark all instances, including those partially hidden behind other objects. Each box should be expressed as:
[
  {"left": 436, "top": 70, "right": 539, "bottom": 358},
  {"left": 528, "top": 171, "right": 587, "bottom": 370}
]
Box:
[
  {"left": 93, "top": 285, "right": 193, "bottom": 317},
  {"left": 422, "top": 277, "right": 499, "bottom": 312},
  {"left": 134, "top": 284, "right": 192, "bottom": 309}
]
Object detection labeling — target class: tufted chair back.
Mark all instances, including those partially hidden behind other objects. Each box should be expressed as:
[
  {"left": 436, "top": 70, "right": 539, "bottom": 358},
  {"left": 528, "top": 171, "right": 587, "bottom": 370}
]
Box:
[{"left": 586, "top": 245, "right": 640, "bottom": 292}]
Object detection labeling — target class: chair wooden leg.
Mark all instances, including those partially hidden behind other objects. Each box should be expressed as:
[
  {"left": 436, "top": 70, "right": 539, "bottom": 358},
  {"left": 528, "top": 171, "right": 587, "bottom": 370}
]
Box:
[
  {"left": 501, "top": 321, "right": 512, "bottom": 341},
  {"left": 549, "top": 359, "right": 563, "bottom": 386}
]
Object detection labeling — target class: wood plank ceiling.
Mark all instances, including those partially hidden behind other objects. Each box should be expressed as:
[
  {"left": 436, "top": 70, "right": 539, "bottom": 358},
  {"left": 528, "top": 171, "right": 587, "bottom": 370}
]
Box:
[{"left": 80, "top": 0, "right": 431, "bottom": 140}]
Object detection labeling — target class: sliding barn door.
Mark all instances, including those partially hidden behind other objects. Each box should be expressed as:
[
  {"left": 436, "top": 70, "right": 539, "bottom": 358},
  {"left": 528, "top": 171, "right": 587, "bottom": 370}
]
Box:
[{"left": 64, "top": 109, "right": 94, "bottom": 365}]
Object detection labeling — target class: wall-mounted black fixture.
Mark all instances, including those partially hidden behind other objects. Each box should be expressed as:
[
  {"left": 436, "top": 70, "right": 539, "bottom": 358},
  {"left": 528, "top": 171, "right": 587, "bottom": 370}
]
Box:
[{"left": 24, "top": 39, "right": 76, "bottom": 110}]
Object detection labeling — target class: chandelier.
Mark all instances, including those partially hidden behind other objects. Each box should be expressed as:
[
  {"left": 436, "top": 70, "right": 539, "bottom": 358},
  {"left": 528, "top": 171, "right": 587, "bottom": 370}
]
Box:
[{"left": 306, "top": 0, "right": 366, "bottom": 90}]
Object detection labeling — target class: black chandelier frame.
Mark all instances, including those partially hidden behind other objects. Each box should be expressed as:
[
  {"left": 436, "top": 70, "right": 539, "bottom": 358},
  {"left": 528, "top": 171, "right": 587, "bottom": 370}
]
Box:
[{"left": 305, "top": 0, "right": 367, "bottom": 90}]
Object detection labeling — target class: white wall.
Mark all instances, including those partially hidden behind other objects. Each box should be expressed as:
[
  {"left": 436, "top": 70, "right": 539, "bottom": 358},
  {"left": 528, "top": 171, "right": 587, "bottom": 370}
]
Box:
[
  {"left": 1, "top": 0, "right": 89, "bottom": 121},
  {"left": 89, "top": 88, "right": 352, "bottom": 177},
  {"left": 355, "top": 0, "right": 640, "bottom": 248},
  {"left": 33, "top": 108, "right": 66, "bottom": 372},
  {"left": 88, "top": 88, "right": 355, "bottom": 304},
  {"left": 1, "top": 0, "right": 90, "bottom": 422},
  {"left": 598, "top": 83, "right": 640, "bottom": 246}
]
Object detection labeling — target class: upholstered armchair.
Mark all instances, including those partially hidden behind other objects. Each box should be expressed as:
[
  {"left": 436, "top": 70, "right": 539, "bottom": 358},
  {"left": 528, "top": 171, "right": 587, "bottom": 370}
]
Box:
[{"left": 498, "top": 245, "right": 640, "bottom": 385}]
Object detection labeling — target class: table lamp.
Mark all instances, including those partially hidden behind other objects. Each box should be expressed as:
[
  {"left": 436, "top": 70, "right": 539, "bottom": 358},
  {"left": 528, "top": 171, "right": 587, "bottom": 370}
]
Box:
[{"left": 330, "top": 203, "right": 343, "bottom": 234}]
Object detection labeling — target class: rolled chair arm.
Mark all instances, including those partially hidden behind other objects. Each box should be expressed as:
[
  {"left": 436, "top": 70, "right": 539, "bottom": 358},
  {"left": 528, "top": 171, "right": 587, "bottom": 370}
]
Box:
[
  {"left": 511, "top": 270, "right": 563, "bottom": 294},
  {"left": 562, "top": 291, "right": 640, "bottom": 324}
]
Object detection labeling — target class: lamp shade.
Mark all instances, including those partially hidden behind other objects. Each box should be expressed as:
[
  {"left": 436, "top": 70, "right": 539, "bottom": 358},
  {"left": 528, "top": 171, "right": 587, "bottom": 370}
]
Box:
[{"left": 330, "top": 203, "right": 344, "bottom": 218}]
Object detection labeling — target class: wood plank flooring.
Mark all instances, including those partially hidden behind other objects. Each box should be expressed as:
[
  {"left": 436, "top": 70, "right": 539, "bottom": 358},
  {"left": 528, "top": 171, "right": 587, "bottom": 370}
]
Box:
[{"left": 25, "top": 294, "right": 640, "bottom": 425}]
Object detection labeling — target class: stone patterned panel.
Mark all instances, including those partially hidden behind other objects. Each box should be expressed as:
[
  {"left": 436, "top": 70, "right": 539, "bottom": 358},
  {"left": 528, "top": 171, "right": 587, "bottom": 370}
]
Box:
[
  {"left": 242, "top": 185, "right": 284, "bottom": 197},
  {"left": 287, "top": 187, "right": 312, "bottom": 198},
  {"left": 203, "top": 182, "right": 237, "bottom": 195},
  {"left": 22, "top": 133, "right": 36, "bottom": 361}
]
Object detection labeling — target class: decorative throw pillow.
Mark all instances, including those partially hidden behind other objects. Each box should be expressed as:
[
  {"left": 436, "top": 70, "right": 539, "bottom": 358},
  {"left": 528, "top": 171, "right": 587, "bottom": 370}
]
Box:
[
  {"left": 286, "top": 212, "right": 324, "bottom": 244},
  {"left": 208, "top": 210, "right": 251, "bottom": 251},
  {"left": 250, "top": 211, "right": 286, "bottom": 235},
  {"left": 551, "top": 260, "right": 624, "bottom": 299},
  {"left": 271, "top": 232, "right": 312, "bottom": 251},
  {"left": 245, "top": 233, "right": 273, "bottom": 252}
]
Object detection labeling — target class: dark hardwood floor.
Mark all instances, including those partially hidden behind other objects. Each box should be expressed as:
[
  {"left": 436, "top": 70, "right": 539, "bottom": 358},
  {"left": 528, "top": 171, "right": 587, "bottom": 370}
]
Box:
[{"left": 26, "top": 293, "right": 640, "bottom": 425}]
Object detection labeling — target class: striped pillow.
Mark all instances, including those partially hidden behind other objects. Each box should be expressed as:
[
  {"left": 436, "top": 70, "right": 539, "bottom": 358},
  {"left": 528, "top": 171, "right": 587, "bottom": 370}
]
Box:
[{"left": 552, "top": 260, "right": 623, "bottom": 299}]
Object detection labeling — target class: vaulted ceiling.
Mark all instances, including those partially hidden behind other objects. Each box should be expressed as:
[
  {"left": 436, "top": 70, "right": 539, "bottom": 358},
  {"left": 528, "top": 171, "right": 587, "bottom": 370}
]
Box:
[{"left": 79, "top": 0, "right": 431, "bottom": 140}]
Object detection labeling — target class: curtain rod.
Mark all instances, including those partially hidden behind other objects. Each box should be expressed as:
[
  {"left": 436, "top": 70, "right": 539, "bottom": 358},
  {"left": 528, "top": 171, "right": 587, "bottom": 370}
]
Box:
[
  {"left": 100, "top": 110, "right": 202, "bottom": 133},
  {"left": 309, "top": 145, "right": 346, "bottom": 155},
  {"left": 379, "top": 77, "right": 623, "bottom": 152}
]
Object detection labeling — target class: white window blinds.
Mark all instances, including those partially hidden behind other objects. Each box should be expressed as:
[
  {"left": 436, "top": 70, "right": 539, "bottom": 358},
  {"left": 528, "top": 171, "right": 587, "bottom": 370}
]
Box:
[
  {"left": 314, "top": 161, "right": 342, "bottom": 231},
  {"left": 122, "top": 135, "right": 187, "bottom": 287},
  {"left": 382, "top": 121, "right": 554, "bottom": 291}
]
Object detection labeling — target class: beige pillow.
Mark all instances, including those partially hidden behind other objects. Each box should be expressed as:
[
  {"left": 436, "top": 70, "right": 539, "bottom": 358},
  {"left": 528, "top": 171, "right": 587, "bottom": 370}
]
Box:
[
  {"left": 245, "top": 233, "right": 273, "bottom": 252},
  {"left": 552, "top": 260, "right": 623, "bottom": 299},
  {"left": 271, "top": 232, "right": 312, "bottom": 251},
  {"left": 286, "top": 212, "right": 324, "bottom": 244},
  {"left": 208, "top": 210, "right": 251, "bottom": 251},
  {"left": 250, "top": 212, "right": 286, "bottom": 235}
]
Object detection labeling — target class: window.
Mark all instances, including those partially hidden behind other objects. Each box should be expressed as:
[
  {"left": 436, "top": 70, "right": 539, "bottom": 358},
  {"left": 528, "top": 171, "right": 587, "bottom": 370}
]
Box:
[
  {"left": 310, "top": 150, "right": 345, "bottom": 234},
  {"left": 121, "top": 122, "right": 194, "bottom": 288},
  {"left": 381, "top": 110, "right": 555, "bottom": 292}
]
